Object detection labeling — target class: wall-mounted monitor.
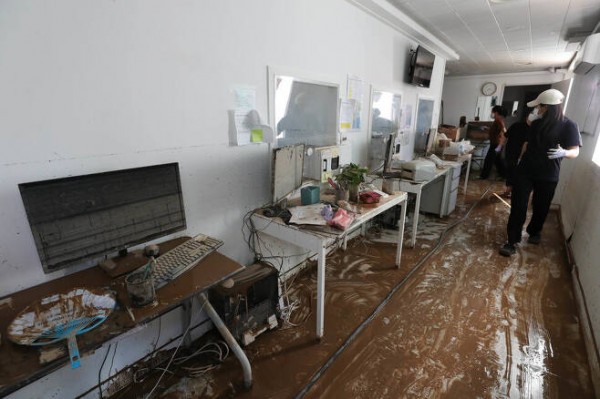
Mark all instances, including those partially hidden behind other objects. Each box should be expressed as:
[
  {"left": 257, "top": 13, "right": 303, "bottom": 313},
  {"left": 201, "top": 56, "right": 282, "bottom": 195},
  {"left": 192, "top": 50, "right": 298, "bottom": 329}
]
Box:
[
  {"left": 18, "top": 163, "right": 186, "bottom": 273},
  {"left": 408, "top": 46, "right": 435, "bottom": 88}
]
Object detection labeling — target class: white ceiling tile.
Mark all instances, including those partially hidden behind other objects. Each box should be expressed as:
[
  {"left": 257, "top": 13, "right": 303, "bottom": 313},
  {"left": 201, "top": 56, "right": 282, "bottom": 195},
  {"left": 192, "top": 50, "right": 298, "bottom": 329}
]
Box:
[
  {"left": 491, "top": 6, "right": 530, "bottom": 27},
  {"left": 571, "top": 0, "right": 600, "bottom": 9},
  {"left": 386, "top": 0, "right": 600, "bottom": 75}
]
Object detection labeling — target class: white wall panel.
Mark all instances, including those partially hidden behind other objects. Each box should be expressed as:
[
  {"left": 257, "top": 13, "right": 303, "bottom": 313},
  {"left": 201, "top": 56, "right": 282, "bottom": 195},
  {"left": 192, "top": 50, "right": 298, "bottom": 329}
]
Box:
[{"left": 0, "top": 0, "right": 447, "bottom": 396}]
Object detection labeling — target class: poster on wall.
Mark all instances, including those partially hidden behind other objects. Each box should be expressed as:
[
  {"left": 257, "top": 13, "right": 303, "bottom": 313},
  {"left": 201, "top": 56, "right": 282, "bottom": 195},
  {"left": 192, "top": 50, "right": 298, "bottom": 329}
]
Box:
[
  {"left": 228, "top": 85, "right": 272, "bottom": 146},
  {"left": 344, "top": 75, "right": 364, "bottom": 130}
]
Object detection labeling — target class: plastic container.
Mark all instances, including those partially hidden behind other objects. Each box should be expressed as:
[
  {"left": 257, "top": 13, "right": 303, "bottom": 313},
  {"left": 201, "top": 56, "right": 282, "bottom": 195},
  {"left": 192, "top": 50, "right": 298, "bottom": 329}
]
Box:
[
  {"left": 301, "top": 186, "right": 320, "bottom": 205},
  {"left": 125, "top": 271, "right": 156, "bottom": 307}
]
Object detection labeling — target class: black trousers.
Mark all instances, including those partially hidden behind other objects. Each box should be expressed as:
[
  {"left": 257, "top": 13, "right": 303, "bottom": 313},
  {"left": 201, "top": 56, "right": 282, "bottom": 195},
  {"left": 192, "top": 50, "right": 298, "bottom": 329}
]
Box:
[
  {"left": 506, "top": 174, "right": 558, "bottom": 244},
  {"left": 480, "top": 146, "right": 505, "bottom": 179}
]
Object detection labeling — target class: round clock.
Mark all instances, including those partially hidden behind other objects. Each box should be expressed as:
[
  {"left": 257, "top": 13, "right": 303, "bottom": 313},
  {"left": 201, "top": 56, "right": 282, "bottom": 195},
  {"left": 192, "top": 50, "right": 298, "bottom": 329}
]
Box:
[{"left": 482, "top": 82, "right": 497, "bottom": 96}]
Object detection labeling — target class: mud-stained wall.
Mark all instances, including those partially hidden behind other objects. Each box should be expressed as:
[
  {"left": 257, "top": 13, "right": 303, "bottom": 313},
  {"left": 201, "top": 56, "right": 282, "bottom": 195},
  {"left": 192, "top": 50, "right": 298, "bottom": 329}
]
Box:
[{"left": 0, "top": 0, "right": 448, "bottom": 397}]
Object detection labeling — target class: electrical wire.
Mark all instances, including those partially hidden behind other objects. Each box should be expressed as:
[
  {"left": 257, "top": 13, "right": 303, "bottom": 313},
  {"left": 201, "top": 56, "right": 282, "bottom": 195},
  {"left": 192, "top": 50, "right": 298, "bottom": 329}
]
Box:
[
  {"left": 173, "top": 340, "right": 230, "bottom": 377},
  {"left": 144, "top": 301, "right": 206, "bottom": 399},
  {"left": 109, "top": 342, "right": 119, "bottom": 378},
  {"left": 294, "top": 185, "right": 493, "bottom": 398},
  {"left": 144, "top": 325, "right": 190, "bottom": 398},
  {"left": 97, "top": 344, "right": 112, "bottom": 399}
]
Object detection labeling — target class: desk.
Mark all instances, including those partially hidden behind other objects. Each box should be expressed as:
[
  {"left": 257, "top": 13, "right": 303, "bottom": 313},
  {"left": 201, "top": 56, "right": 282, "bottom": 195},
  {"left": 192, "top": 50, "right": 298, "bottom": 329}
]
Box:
[
  {"left": 0, "top": 238, "right": 247, "bottom": 397},
  {"left": 251, "top": 192, "right": 407, "bottom": 339},
  {"left": 383, "top": 156, "right": 469, "bottom": 248},
  {"left": 443, "top": 153, "right": 472, "bottom": 195},
  {"left": 389, "top": 169, "right": 448, "bottom": 248}
]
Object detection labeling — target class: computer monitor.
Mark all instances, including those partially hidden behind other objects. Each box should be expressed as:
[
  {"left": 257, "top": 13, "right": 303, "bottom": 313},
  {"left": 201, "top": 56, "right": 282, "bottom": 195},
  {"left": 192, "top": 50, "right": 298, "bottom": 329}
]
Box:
[
  {"left": 425, "top": 128, "right": 437, "bottom": 156},
  {"left": 18, "top": 163, "right": 186, "bottom": 273},
  {"left": 383, "top": 133, "right": 399, "bottom": 175},
  {"left": 271, "top": 144, "right": 305, "bottom": 205}
]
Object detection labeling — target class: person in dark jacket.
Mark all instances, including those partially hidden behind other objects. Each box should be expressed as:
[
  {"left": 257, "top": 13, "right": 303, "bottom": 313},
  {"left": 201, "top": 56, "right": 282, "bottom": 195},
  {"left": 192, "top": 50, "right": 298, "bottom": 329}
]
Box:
[
  {"left": 499, "top": 89, "right": 582, "bottom": 256},
  {"left": 479, "top": 105, "right": 508, "bottom": 179},
  {"left": 501, "top": 117, "right": 530, "bottom": 196}
]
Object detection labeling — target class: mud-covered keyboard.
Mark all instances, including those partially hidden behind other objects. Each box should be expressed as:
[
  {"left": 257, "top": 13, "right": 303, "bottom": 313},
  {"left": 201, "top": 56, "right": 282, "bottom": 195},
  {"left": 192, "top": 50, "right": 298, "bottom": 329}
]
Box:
[{"left": 150, "top": 234, "right": 223, "bottom": 289}]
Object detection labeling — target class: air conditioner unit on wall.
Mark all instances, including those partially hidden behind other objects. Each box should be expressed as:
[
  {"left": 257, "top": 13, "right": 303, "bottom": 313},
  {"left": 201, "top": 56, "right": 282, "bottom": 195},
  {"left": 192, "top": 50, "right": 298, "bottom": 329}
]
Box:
[{"left": 574, "top": 33, "right": 600, "bottom": 75}]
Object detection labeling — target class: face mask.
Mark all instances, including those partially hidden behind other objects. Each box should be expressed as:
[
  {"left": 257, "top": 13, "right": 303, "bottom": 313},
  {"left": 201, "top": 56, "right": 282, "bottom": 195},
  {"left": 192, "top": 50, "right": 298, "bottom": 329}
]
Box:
[{"left": 527, "top": 108, "right": 541, "bottom": 123}]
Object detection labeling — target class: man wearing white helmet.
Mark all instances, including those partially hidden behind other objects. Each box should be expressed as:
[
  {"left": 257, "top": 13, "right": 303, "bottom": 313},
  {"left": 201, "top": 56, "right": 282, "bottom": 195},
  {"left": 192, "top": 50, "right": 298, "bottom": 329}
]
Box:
[{"left": 499, "top": 89, "right": 582, "bottom": 257}]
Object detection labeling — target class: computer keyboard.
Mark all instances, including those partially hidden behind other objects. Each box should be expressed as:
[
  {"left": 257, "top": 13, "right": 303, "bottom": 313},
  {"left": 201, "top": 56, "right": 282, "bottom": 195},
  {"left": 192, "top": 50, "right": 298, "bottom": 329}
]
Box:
[{"left": 150, "top": 234, "right": 224, "bottom": 290}]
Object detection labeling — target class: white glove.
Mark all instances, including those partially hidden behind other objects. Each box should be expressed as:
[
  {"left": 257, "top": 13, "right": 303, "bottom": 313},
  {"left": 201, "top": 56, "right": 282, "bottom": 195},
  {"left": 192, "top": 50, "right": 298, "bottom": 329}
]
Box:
[{"left": 547, "top": 145, "right": 567, "bottom": 159}]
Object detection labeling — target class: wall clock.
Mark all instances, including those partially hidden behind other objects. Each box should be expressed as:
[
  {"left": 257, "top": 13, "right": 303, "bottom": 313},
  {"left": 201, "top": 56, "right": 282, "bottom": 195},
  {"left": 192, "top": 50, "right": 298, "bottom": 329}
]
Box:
[{"left": 481, "top": 82, "right": 497, "bottom": 96}]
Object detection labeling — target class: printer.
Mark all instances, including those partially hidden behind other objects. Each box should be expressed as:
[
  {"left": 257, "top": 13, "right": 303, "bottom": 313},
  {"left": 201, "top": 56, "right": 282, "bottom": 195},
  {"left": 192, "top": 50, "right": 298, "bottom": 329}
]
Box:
[{"left": 400, "top": 159, "right": 437, "bottom": 182}]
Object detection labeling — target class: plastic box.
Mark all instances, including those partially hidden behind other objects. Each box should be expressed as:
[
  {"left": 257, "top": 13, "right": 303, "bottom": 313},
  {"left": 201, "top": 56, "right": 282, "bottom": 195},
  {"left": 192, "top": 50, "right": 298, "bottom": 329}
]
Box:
[{"left": 301, "top": 186, "right": 320, "bottom": 205}]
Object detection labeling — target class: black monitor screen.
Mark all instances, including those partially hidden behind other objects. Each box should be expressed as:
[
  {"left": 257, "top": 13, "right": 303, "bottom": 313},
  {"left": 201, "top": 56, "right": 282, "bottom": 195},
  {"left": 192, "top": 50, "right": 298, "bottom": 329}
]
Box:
[
  {"left": 409, "top": 46, "right": 435, "bottom": 88},
  {"left": 19, "top": 163, "right": 186, "bottom": 273}
]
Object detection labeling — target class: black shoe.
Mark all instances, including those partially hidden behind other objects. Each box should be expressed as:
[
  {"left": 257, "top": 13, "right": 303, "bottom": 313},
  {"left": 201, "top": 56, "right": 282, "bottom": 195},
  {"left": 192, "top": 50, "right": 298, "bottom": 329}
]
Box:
[
  {"left": 499, "top": 243, "right": 516, "bottom": 257},
  {"left": 527, "top": 234, "right": 541, "bottom": 244}
]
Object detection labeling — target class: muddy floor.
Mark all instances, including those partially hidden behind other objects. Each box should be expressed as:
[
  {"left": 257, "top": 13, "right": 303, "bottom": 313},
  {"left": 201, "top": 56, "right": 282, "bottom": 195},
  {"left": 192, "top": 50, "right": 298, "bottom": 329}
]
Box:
[{"left": 126, "top": 179, "right": 594, "bottom": 398}]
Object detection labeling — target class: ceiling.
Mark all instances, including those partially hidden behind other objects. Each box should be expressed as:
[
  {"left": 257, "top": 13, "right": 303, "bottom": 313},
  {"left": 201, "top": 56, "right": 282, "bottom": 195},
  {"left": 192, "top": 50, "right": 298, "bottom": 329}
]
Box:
[{"left": 386, "top": 0, "right": 600, "bottom": 76}]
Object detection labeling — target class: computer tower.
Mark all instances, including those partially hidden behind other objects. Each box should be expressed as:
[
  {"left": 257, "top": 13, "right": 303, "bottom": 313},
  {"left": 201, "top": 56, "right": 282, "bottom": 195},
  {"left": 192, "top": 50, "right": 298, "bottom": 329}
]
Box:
[{"left": 209, "top": 263, "right": 279, "bottom": 346}]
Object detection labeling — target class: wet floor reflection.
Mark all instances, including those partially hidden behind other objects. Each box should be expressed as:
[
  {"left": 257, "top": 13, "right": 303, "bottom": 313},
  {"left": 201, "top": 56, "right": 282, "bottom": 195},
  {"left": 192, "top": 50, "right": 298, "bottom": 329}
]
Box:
[{"left": 138, "top": 181, "right": 594, "bottom": 398}]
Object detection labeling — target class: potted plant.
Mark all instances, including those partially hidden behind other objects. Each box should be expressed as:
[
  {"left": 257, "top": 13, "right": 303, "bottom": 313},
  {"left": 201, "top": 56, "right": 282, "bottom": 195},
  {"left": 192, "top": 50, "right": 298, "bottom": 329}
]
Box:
[{"left": 335, "top": 163, "right": 368, "bottom": 202}]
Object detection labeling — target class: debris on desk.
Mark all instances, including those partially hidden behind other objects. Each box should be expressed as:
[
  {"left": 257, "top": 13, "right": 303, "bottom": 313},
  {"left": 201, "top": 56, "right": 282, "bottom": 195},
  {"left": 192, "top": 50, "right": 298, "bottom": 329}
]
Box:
[
  {"left": 0, "top": 297, "right": 13, "bottom": 311},
  {"left": 359, "top": 191, "right": 382, "bottom": 204},
  {"left": 39, "top": 345, "right": 66, "bottom": 365},
  {"left": 337, "top": 200, "right": 360, "bottom": 214},
  {"left": 328, "top": 208, "right": 355, "bottom": 230},
  {"left": 288, "top": 204, "right": 328, "bottom": 225},
  {"left": 321, "top": 204, "right": 334, "bottom": 221},
  {"left": 7, "top": 287, "right": 116, "bottom": 369}
]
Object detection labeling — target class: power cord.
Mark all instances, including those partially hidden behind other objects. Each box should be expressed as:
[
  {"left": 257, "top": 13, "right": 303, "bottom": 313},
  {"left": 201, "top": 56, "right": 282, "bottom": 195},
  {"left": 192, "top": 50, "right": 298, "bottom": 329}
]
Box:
[
  {"left": 97, "top": 344, "right": 112, "bottom": 399},
  {"left": 144, "top": 301, "right": 206, "bottom": 398}
]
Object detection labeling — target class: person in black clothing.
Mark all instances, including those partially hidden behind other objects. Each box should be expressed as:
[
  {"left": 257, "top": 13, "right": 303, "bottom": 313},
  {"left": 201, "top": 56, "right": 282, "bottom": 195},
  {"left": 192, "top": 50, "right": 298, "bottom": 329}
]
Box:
[
  {"left": 479, "top": 105, "right": 508, "bottom": 179},
  {"left": 501, "top": 117, "right": 530, "bottom": 196},
  {"left": 499, "top": 89, "right": 582, "bottom": 256}
]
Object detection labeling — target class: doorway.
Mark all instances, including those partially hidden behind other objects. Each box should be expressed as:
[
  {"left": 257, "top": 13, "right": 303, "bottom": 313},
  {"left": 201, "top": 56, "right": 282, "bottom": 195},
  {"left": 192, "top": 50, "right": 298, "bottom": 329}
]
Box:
[{"left": 502, "top": 84, "right": 551, "bottom": 128}]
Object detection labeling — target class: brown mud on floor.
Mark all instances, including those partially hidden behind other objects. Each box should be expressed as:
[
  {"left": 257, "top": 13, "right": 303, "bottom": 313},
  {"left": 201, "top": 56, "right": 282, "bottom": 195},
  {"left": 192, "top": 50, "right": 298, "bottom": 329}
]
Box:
[{"left": 137, "top": 180, "right": 594, "bottom": 398}]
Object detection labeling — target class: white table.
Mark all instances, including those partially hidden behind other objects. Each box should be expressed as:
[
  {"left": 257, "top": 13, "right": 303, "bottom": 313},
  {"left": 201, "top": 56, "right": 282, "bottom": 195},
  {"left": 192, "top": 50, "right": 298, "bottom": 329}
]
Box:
[
  {"left": 383, "top": 154, "right": 472, "bottom": 248},
  {"left": 394, "top": 169, "right": 448, "bottom": 248},
  {"left": 250, "top": 192, "right": 408, "bottom": 339}
]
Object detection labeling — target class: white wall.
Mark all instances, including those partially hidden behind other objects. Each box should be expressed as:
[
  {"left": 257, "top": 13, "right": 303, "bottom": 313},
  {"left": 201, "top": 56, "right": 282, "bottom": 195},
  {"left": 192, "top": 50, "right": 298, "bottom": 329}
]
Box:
[
  {"left": 555, "top": 65, "right": 600, "bottom": 353},
  {"left": 442, "top": 71, "right": 568, "bottom": 127},
  {"left": 0, "top": 1, "right": 447, "bottom": 397}
]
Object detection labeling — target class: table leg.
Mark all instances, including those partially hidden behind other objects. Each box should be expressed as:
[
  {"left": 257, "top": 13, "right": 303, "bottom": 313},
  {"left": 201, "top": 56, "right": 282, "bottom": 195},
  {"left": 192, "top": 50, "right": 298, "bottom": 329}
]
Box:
[
  {"left": 199, "top": 293, "right": 252, "bottom": 389},
  {"left": 463, "top": 156, "right": 471, "bottom": 195},
  {"left": 396, "top": 199, "right": 407, "bottom": 267},
  {"left": 316, "top": 245, "right": 327, "bottom": 339},
  {"left": 411, "top": 189, "right": 422, "bottom": 248}
]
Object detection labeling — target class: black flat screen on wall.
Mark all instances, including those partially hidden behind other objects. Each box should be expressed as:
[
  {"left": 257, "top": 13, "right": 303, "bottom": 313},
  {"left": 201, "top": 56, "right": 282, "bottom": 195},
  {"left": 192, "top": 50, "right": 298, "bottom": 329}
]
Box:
[
  {"left": 408, "top": 46, "right": 435, "bottom": 88},
  {"left": 19, "top": 163, "right": 186, "bottom": 273}
]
